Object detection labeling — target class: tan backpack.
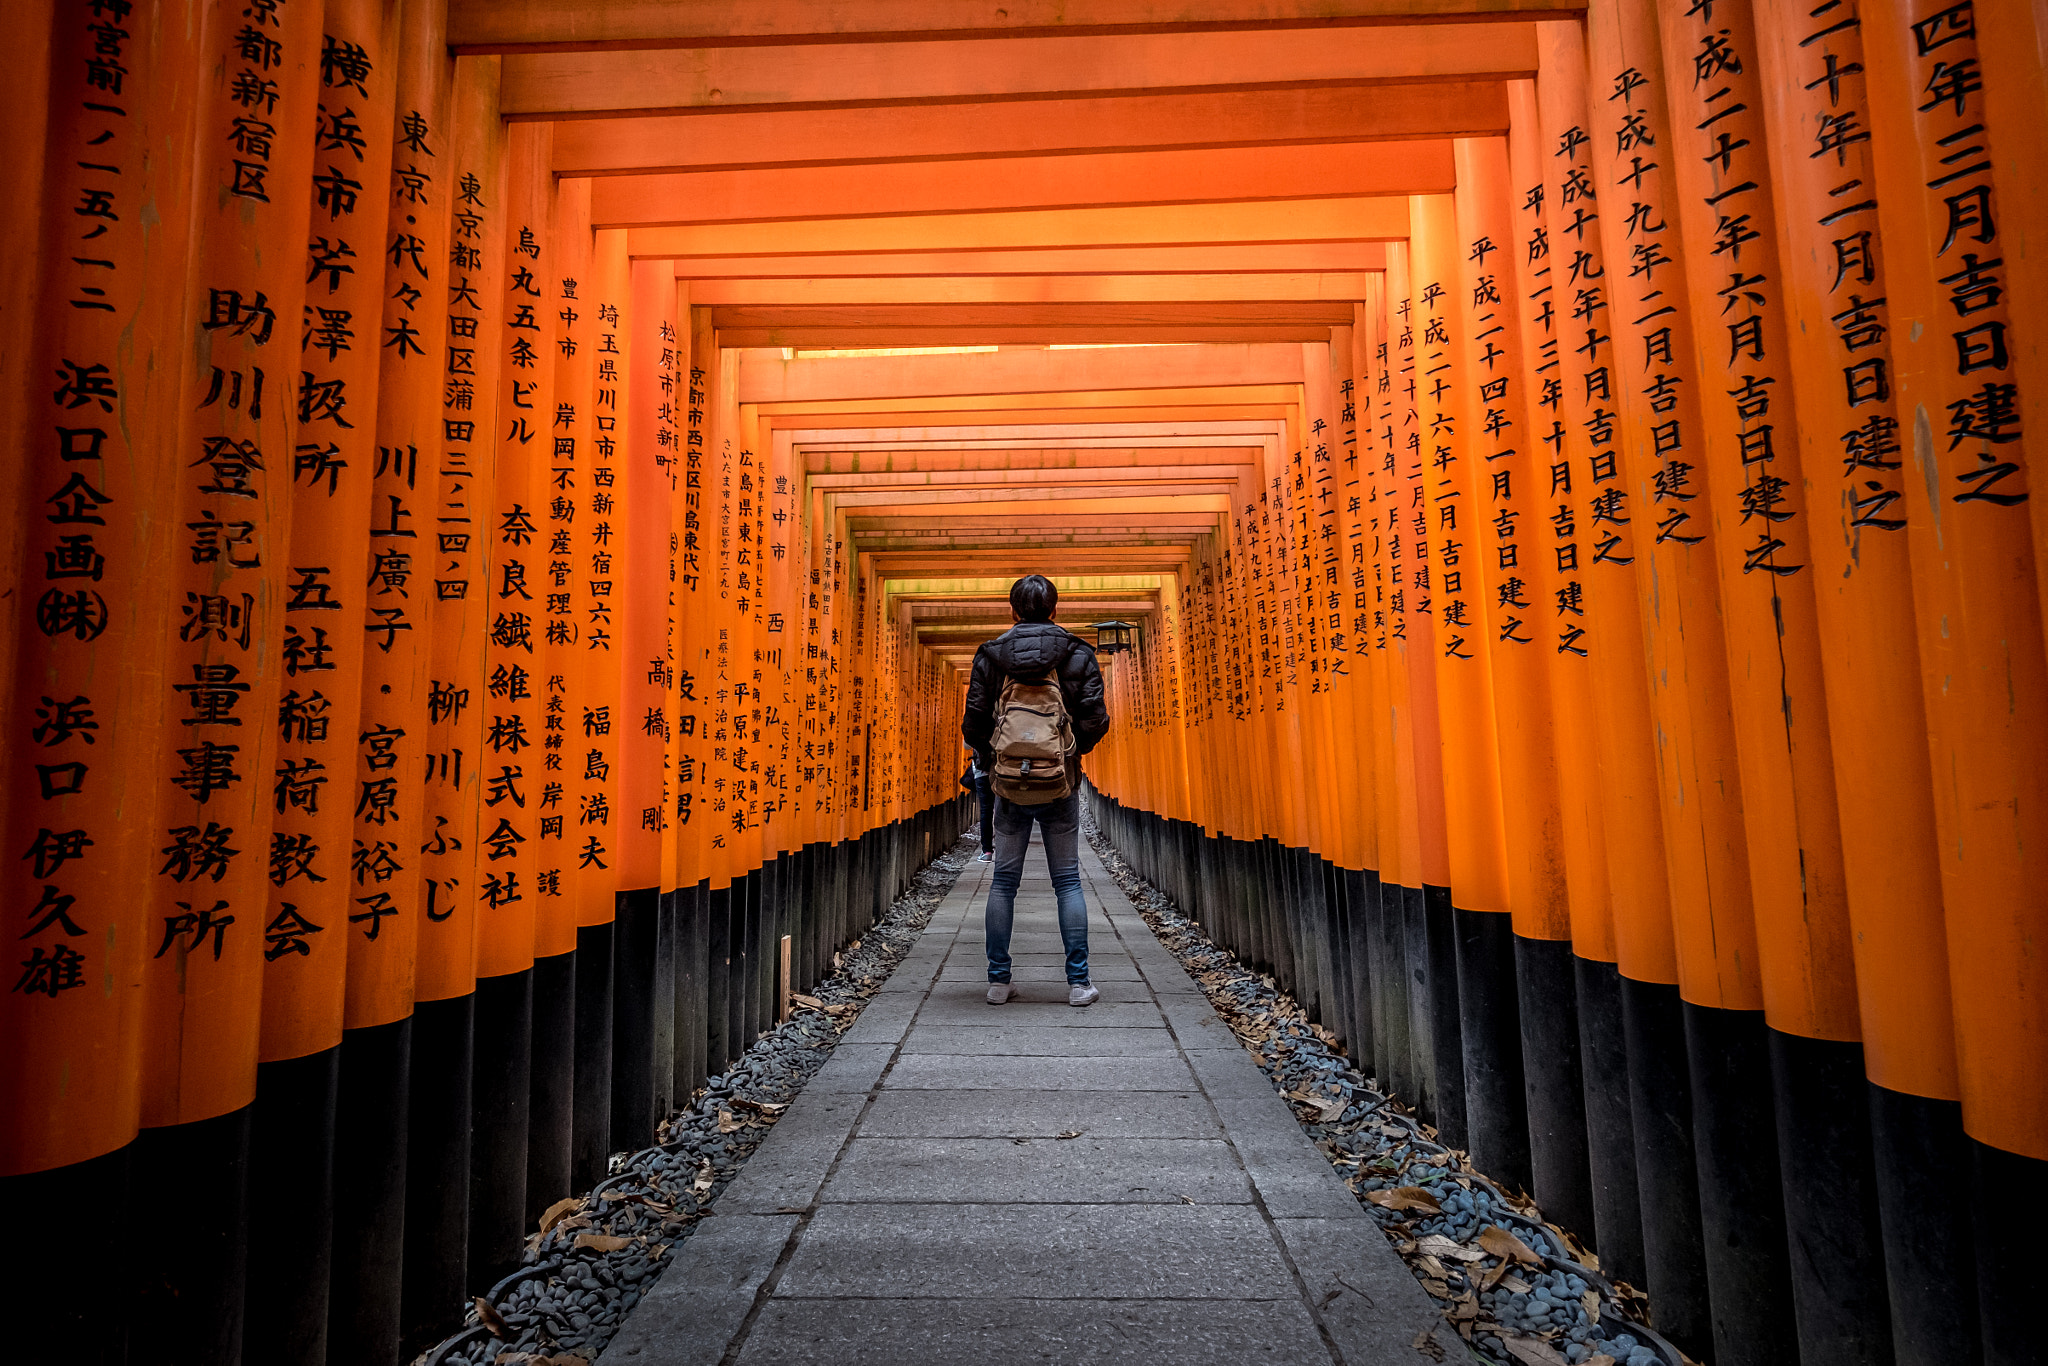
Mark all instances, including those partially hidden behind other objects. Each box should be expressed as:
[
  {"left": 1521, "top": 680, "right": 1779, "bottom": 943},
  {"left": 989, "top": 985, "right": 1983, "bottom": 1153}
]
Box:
[{"left": 989, "top": 674, "right": 1075, "bottom": 805}]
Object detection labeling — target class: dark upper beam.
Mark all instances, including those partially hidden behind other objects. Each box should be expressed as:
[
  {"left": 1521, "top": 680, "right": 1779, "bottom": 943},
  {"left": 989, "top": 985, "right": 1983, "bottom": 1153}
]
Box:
[
  {"left": 454, "top": 0, "right": 1578, "bottom": 54},
  {"left": 552, "top": 83, "right": 1506, "bottom": 176},
  {"left": 498, "top": 25, "right": 1536, "bottom": 118},
  {"left": 587, "top": 140, "right": 1450, "bottom": 228}
]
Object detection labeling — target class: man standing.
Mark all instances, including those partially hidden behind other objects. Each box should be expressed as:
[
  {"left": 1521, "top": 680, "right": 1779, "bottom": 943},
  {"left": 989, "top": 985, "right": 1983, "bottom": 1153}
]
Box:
[{"left": 961, "top": 575, "right": 1110, "bottom": 1006}]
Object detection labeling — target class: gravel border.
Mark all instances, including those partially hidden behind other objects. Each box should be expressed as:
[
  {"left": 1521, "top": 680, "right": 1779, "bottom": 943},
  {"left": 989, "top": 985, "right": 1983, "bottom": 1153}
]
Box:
[
  {"left": 415, "top": 837, "right": 978, "bottom": 1366},
  {"left": 1084, "top": 813, "right": 1700, "bottom": 1366}
]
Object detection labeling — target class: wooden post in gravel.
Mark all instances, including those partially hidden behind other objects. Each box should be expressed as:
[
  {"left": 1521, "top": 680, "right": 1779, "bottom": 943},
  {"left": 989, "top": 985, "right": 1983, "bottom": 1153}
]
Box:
[{"left": 778, "top": 936, "right": 794, "bottom": 1025}]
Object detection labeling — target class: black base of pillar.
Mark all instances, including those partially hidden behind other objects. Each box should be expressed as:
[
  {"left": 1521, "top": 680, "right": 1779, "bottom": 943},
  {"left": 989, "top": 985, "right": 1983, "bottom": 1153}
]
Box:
[
  {"left": 526, "top": 949, "right": 576, "bottom": 1223},
  {"left": 247, "top": 1046, "right": 339, "bottom": 1366},
  {"left": 1573, "top": 957, "right": 1645, "bottom": 1289},
  {"left": 1425, "top": 887, "right": 1466, "bottom": 1147},
  {"left": 741, "top": 869, "right": 764, "bottom": 1047},
  {"left": 0, "top": 1144, "right": 133, "bottom": 1362},
  {"left": 468, "top": 970, "right": 533, "bottom": 1292},
  {"left": 1402, "top": 884, "right": 1433, "bottom": 1118},
  {"left": 1768, "top": 1030, "right": 1893, "bottom": 1366},
  {"left": 1515, "top": 935, "right": 1594, "bottom": 1238},
  {"left": 670, "top": 884, "right": 706, "bottom": 1103},
  {"left": 400, "top": 993, "right": 473, "bottom": 1358},
  {"left": 330, "top": 1015, "right": 412, "bottom": 1366},
  {"left": 1868, "top": 1084, "right": 1977, "bottom": 1366},
  {"left": 1620, "top": 976, "right": 1711, "bottom": 1357},
  {"left": 1453, "top": 906, "right": 1525, "bottom": 1186},
  {"left": 706, "top": 884, "right": 733, "bottom": 1074},
  {"left": 133, "top": 1105, "right": 254, "bottom": 1366},
  {"left": 1376, "top": 881, "right": 1414, "bottom": 1101},
  {"left": 654, "top": 892, "right": 678, "bottom": 1121},
  {"left": 1340, "top": 866, "right": 1377, "bottom": 1072},
  {"left": 611, "top": 887, "right": 659, "bottom": 1151},
  {"left": 1684, "top": 1002, "right": 1795, "bottom": 1366},
  {"left": 573, "top": 923, "right": 615, "bottom": 1189},
  {"left": 1974, "top": 1135, "right": 2048, "bottom": 1366}
]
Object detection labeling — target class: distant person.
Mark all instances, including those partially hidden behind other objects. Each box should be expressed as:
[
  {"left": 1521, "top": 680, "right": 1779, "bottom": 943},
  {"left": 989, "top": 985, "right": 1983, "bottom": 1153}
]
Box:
[
  {"left": 961, "top": 574, "right": 1110, "bottom": 1006},
  {"left": 959, "top": 750, "right": 996, "bottom": 861}
]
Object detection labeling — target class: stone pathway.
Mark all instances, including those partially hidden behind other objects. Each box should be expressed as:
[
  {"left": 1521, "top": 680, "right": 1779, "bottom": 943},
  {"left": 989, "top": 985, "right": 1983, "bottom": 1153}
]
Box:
[{"left": 599, "top": 833, "right": 1457, "bottom": 1365}]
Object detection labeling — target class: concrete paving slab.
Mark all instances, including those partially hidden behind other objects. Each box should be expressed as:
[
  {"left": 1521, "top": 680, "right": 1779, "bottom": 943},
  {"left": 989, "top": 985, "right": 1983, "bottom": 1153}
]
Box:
[
  {"left": 1138, "top": 962, "right": 1196, "bottom": 995},
  {"left": 1212, "top": 1099, "right": 1371, "bottom": 1220},
  {"left": 914, "top": 999, "right": 1165, "bottom": 1027},
  {"left": 857, "top": 1088, "right": 1219, "bottom": 1139},
  {"left": 1157, "top": 994, "right": 1231, "bottom": 1041},
  {"left": 803, "top": 1042, "right": 897, "bottom": 1094},
  {"left": 596, "top": 1213, "right": 798, "bottom": 1365},
  {"left": 881, "top": 1052, "right": 1200, "bottom": 1091},
  {"left": 898, "top": 1023, "right": 1176, "bottom": 1056},
  {"left": 834, "top": 995, "right": 923, "bottom": 1045},
  {"left": 714, "top": 1093, "right": 869, "bottom": 1215},
  {"left": 1184, "top": 1042, "right": 1287, "bottom": 1098},
  {"left": 775, "top": 1202, "right": 1302, "bottom": 1298},
  {"left": 1272, "top": 1216, "right": 1474, "bottom": 1362},
  {"left": 731, "top": 1297, "right": 1335, "bottom": 1366},
  {"left": 820, "top": 1136, "right": 1252, "bottom": 1204}
]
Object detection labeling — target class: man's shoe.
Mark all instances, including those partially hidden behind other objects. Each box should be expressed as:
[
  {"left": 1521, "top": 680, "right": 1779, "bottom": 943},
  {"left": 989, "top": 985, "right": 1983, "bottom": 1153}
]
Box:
[
  {"left": 987, "top": 982, "right": 1014, "bottom": 1005},
  {"left": 1068, "top": 983, "right": 1099, "bottom": 1007},
  {"left": 977, "top": 850, "right": 993, "bottom": 862}
]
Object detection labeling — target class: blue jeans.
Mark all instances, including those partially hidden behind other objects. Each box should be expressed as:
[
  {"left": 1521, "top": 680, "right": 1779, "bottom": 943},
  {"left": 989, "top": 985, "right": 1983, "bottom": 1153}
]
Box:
[{"left": 984, "top": 789, "right": 1089, "bottom": 984}]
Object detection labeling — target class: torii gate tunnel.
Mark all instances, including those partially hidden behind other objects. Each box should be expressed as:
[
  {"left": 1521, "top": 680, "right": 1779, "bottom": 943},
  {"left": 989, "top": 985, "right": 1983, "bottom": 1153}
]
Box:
[{"left": 2, "top": 0, "right": 2045, "bottom": 1363}]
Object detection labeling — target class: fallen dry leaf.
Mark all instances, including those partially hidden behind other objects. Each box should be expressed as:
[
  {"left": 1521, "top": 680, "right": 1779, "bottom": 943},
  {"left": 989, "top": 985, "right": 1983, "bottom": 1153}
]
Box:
[
  {"left": 598, "top": 1188, "right": 629, "bottom": 1202},
  {"left": 538, "top": 1196, "right": 581, "bottom": 1234},
  {"left": 1581, "top": 1289, "right": 1601, "bottom": 1324},
  {"left": 1364, "top": 1185, "right": 1443, "bottom": 1213},
  {"left": 1557, "top": 1227, "right": 1600, "bottom": 1269},
  {"left": 473, "top": 1296, "right": 510, "bottom": 1340},
  {"left": 730, "top": 1098, "right": 788, "bottom": 1115},
  {"left": 1477, "top": 1224, "right": 1543, "bottom": 1265},
  {"left": 1500, "top": 1335, "right": 1569, "bottom": 1366},
  {"left": 1421, "top": 1276, "right": 1451, "bottom": 1297},
  {"left": 1055, "top": 1129, "right": 1082, "bottom": 1140},
  {"left": 790, "top": 993, "right": 827, "bottom": 1011},
  {"left": 1479, "top": 1260, "right": 1516, "bottom": 1292},
  {"left": 1413, "top": 1234, "right": 1486, "bottom": 1263},
  {"left": 1587, "top": 1356, "right": 1617, "bottom": 1366},
  {"left": 1411, "top": 1326, "right": 1447, "bottom": 1361},
  {"left": 574, "top": 1233, "right": 632, "bottom": 1252},
  {"left": 1499, "top": 1274, "right": 1533, "bottom": 1295},
  {"left": 718, "top": 1109, "right": 742, "bottom": 1133}
]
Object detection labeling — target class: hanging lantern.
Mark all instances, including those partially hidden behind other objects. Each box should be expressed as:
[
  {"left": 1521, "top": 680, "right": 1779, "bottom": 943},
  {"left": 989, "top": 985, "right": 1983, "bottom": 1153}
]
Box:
[{"left": 1091, "top": 620, "right": 1135, "bottom": 655}]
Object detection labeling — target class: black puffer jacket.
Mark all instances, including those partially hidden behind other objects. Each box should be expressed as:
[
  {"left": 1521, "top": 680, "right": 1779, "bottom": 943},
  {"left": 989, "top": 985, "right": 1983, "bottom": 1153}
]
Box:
[{"left": 961, "top": 622, "right": 1110, "bottom": 769}]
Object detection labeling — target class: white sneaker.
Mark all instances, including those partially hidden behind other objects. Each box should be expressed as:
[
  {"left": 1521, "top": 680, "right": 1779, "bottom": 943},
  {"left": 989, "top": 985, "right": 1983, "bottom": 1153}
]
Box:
[
  {"left": 1068, "top": 983, "right": 1099, "bottom": 1007},
  {"left": 987, "top": 982, "right": 1014, "bottom": 1005},
  {"left": 977, "top": 850, "right": 994, "bottom": 862}
]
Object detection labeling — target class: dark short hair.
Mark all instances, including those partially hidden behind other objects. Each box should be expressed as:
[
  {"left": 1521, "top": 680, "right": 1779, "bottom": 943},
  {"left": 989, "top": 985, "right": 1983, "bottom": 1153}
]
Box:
[{"left": 1010, "top": 574, "right": 1058, "bottom": 622}]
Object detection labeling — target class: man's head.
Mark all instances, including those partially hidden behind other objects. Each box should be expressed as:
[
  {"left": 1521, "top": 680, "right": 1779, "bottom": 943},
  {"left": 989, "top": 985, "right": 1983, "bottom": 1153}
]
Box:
[{"left": 1009, "top": 574, "right": 1058, "bottom": 623}]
